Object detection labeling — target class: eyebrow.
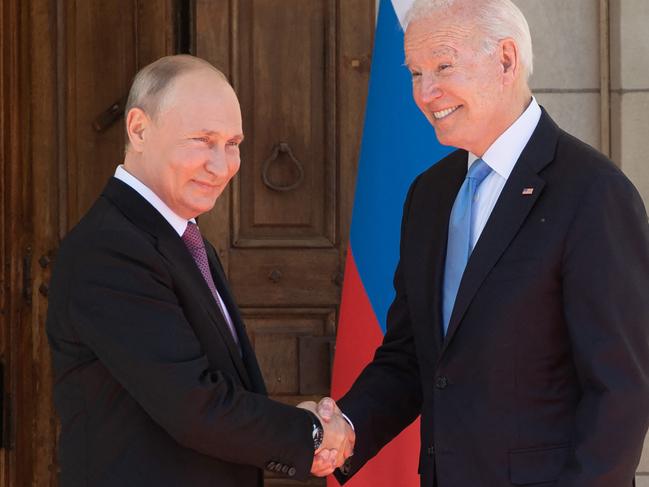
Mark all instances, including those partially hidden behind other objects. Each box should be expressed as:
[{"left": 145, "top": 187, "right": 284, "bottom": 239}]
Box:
[
  {"left": 195, "top": 130, "right": 245, "bottom": 142},
  {"left": 404, "top": 46, "right": 458, "bottom": 66}
]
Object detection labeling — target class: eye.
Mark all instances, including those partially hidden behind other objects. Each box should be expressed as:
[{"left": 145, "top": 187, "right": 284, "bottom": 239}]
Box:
[
  {"left": 226, "top": 140, "right": 240, "bottom": 148},
  {"left": 438, "top": 63, "right": 452, "bottom": 72},
  {"left": 410, "top": 70, "right": 421, "bottom": 79},
  {"left": 192, "top": 136, "right": 210, "bottom": 143}
]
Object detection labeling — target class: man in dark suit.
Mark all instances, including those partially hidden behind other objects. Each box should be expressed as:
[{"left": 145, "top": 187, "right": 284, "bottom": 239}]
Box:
[
  {"left": 46, "top": 55, "right": 354, "bottom": 486},
  {"left": 323, "top": 0, "right": 649, "bottom": 485}
]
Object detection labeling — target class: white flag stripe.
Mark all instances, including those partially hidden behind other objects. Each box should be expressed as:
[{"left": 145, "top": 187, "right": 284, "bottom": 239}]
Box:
[{"left": 391, "top": 0, "right": 415, "bottom": 30}]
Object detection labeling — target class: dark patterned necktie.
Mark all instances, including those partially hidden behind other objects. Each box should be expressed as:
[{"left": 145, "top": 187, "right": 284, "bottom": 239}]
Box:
[{"left": 182, "top": 222, "right": 239, "bottom": 345}]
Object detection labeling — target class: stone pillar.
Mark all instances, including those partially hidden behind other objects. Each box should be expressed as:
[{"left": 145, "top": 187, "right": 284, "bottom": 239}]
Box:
[{"left": 517, "top": 0, "right": 602, "bottom": 151}]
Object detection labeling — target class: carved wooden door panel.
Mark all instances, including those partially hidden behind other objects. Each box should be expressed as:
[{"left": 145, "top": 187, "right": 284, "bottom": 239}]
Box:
[{"left": 193, "top": 4, "right": 373, "bottom": 485}]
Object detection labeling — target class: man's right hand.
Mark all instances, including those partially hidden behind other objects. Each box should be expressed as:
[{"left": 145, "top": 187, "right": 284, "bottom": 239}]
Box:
[{"left": 297, "top": 398, "right": 355, "bottom": 477}]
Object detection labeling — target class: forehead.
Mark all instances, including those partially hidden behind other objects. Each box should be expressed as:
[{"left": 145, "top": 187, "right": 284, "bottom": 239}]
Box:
[
  {"left": 160, "top": 71, "right": 242, "bottom": 132},
  {"left": 404, "top": 14, "right": 476, "bottom": 63}
]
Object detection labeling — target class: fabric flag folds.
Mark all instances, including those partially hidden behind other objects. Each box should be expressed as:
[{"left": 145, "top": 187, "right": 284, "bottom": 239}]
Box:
[{"left": 329, "top": 0, "right": 453, "bottom": 485}]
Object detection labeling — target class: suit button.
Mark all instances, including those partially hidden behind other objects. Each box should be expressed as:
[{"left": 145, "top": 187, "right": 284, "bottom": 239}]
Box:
[
  {"left": 427, "top": 446, "right": 435, "bottom": 456},
  {"left": 288, "top": 467, "right": 296, "bottom": 477},
  {"left": 436, "top": 376, "right": 449, "bottom": 389}
]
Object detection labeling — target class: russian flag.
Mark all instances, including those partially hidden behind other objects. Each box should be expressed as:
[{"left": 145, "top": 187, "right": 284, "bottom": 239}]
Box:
[{"left": 329, "top": 0, "right": 453, "bottom": 485}]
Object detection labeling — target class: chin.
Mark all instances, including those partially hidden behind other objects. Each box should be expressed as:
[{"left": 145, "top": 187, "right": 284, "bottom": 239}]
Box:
[
  {"left": 193, "top": 201, "right": 219, "bottom": 216},
  {"left": 433, "top": 131, "right": 455, "bottom": 148}
]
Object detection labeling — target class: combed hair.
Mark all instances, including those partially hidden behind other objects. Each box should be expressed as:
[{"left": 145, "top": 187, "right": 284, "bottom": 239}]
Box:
[
  {"left": 404, "top": 0, "right": 534, "bottom": 78},
  {"left": 125, "top": 54, "right": 226, "bottom": 120},
  {"left": 124, "top": 55, "right": 227, "bottom": 149}
]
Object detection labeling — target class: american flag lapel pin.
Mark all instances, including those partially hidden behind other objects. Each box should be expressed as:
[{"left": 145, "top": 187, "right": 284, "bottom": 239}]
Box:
[{"left": 522, "top": 187, "right": 534, "bottom": 195}]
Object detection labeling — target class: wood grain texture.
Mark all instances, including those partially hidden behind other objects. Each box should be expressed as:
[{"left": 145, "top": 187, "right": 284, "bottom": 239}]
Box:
[
  {"left": 4, "top": 0, "right": 42, "bottom": 485},
  {"left": 337, "top": 0, "right": 374, "bottom": 272},
  {"left": 242, "top": 308, "right": 336, "bottom": 395},
  {"left": 229, "top": 248, "right": 340, "bottom": 306},
  {"left": 65, "top": 0, "right": 135, "bottom": 226},
  {"left": 232, "top": 0, "right": 336, "bottom": 248},
  {"left": 22, "top": 2, "right": 60, "bottom": 485}
]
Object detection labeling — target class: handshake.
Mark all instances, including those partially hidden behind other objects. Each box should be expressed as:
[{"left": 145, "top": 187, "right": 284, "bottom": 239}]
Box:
[{"left": 297, "top": 397, "right": 356, "bottom": 477}]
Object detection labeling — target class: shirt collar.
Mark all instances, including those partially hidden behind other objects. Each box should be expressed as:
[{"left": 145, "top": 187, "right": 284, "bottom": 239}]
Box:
[
  {"left": 467, "top": 97, "right": 542, "bottom": 178},
  {"left": 114, "top": 165, "right": 195, "bottom": 237}
]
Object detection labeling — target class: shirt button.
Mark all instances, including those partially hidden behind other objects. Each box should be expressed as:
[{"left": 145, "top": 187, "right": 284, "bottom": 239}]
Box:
[{"left": 436, "top": 376, "right": 449, "bottom": 389}]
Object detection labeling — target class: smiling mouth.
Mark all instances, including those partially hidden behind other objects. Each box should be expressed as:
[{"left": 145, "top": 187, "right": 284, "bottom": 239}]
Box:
[
  {"left": 193, "top": 180, "right": 218, "bottom": 189},
  {"left": 433, "top": 106, "right": 461, "bottom": 120}
]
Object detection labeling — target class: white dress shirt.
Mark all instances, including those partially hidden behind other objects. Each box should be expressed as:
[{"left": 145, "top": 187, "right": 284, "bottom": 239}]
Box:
[
  {"left": 467, "top": 97, "right": 542, "bottom": 249},
  {"left": 114, "top": 165, "right": 237, "bottom": 335}
]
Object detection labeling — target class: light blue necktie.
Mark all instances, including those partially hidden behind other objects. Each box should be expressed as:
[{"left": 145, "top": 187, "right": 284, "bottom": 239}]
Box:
[{"left": 442, "top": 158, "right": 492, "bottom": 335}]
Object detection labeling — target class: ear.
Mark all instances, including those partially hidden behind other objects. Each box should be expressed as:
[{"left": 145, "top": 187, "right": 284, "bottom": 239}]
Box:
[
  {"left": 125, "top": 107, "right": 150, "bottom": 152},
  {"left": 499, "top": 38, "right": 520, "bottom": 86}
]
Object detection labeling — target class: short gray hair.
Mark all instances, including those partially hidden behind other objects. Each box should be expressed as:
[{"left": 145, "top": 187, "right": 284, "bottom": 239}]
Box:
[
  {"left": 405, "top": 0, "right": 534, "bottom": 78},
  {"left": 124, "top": 55, "right": 227, "bottom": 151},
  {"left": 125, "top": 54, "right": 226, "bottom": 121}
]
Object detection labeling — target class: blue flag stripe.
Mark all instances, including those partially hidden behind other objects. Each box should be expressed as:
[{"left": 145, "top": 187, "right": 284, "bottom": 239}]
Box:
[{"left": 350, "top": 0, "right": 453, "bottom": 333}]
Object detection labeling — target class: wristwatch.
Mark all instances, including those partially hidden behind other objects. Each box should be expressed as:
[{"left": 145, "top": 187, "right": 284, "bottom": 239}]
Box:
[{"left": 306, "top": 411, "right": 324, "bottom": 450}]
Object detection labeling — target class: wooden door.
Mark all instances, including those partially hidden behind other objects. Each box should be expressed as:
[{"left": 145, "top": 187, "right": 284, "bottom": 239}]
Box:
[
  {"left": 193, "top": 0, "right": 374, "bottom": 451},
  {"left": 4, "top": 1, "right": 374, "bottom": 485}
]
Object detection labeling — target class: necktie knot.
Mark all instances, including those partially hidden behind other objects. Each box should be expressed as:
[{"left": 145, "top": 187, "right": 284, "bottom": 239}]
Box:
[
  {"left": 467, "top": 158, "right": 491, "bottom": 185},
  {"left": 182, "top": 222, "right": 204, "bottom": 252}
]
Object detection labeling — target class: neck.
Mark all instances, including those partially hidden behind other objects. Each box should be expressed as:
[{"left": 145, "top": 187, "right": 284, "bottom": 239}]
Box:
[{"left": 123, "top": 153, "right": 149, "bottom": 188}]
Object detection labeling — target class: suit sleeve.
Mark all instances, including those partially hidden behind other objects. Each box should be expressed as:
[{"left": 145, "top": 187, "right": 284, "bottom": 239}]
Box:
[
  {"left": 60, "top": 229, "right": 315, "bottom": 479},
  {"left": 557, "top": 171, "right": 649, "bottom": 486},
  {"left": 335, "top": 176, "right": 424, "bottom": 482}
]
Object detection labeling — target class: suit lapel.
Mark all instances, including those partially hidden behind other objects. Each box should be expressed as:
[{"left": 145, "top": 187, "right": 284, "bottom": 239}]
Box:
[
  {"left": 102, "top": 178, "right": 254, "bottom": 390},
  {"left": 156, "top": 235, "right": 254, "bottom": 390},
  {"left": 442, "top": 110, "right": 560, "bottom": 351},
  {"left": 204, "top": 243, "right": 267, "bottom": 394}
]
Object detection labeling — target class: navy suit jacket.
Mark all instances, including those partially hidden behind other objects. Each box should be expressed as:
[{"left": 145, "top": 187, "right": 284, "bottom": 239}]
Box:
[
  {"left": 336, "top": 109, "right": 649, "bottom": 486},
  {"left": 47, "top": 178, "right": 314, "bottom": 486}
]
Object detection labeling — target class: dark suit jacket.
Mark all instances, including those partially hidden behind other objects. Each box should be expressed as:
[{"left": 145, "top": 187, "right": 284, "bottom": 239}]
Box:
[
  {"left": 336, "top": 109, "right": 649, "bottom": 486},
  {"left": 47, "top": 178, "right": 314, "bottom": 487}
]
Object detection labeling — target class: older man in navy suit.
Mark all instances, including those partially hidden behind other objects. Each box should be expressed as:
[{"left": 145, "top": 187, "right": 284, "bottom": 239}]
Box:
[{"left": 322, "top": 1, "right": 649, "bottom": 486}]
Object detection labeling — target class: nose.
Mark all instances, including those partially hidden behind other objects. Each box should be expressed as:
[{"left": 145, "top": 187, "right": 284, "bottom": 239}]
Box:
[
  {"left": 416, "top": 74, "right": 443, "bottom": 103},
  {"left": 205, "top": 146, "right": 231, "bottom": 179}
]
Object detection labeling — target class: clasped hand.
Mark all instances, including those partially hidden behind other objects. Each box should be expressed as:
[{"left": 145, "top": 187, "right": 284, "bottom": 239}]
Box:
[{"left": 297, "top": 397, "right": 355, "bottom": 477}]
